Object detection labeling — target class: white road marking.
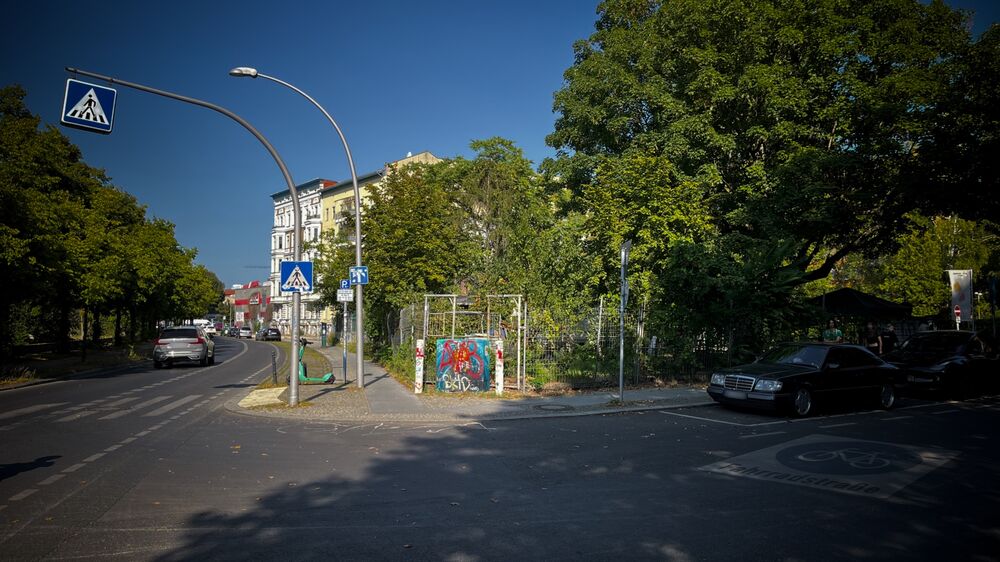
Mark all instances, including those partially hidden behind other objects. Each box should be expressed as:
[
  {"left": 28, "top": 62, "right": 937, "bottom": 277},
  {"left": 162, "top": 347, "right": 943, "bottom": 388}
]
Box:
[
  {"left": 99, "top": 396, "right": 172, "bottom": 419},
  {"left": 135, "top": 431, "right": 150, "bottom": 437},
  {"left": 739, "top": 431, "right": 786, "bottom": 439},
  {"left": 882, "top": 416, "right": 912, "bottom": 421},
  {"left": 38, "top": 474, "right": 66, "bottom": 486},
  {"left": 106, "top": 397, "right": 141, "bottom": 407},
  {"left": 61, "top": 463, "right": 86, "bottom": 473},
  {"left": 55, "top": 410, "right": 100, "bottom": 423},
  {"left": 931, "top": 409, "right": 961, "bottom": 415},
  {"left": 143, "top": 395, "right": 201, "bottom": 417},
  {"left": 9, "top": 489, "right": 37, "bottom": 501},
  {"left": 120, "top": 437, "right": 137, "bottom": 444},
  {"left": 104, "top": 445, "right": 122, "bottom": 452},
  {"left": 83, "top": 453, "right": 105, "bottom": 463},
  {"left": 818, "top": 422, "right": 856, "bottom": 428},
  {"left": 0, "top": 403, "right": 69, "bottom": 420}
]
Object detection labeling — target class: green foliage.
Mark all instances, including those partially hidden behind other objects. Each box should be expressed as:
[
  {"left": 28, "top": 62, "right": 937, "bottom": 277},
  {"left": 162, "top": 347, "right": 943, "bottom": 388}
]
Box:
[
  {"left": 543, "top": 0, "right": 995, "bottom": 355},
  {"left": 0, "top": 84, "right": 224, "bottom": 357}
]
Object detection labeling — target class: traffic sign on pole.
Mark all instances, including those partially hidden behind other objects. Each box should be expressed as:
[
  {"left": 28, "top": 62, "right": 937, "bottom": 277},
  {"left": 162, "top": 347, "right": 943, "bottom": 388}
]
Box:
[
  {"left": 349, "top": 265, "right": 369, "bottom": 285},
  {"left": 280, "top": 261, "right": 313, "bottom": 293},
  {"left": 61, "top": 79, "right": 116, "bottom": 134}
]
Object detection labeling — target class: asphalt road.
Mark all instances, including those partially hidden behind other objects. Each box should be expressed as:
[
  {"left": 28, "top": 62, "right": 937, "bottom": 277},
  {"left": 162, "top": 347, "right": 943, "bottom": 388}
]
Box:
[{"left": 1, "top": 343, "right": 998, "bottom": 561}]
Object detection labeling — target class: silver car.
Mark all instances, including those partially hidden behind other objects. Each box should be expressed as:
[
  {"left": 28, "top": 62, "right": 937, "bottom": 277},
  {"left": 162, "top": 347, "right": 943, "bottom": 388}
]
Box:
[{"left": 153, "top": 326, "right": 215, "bottom": 368}]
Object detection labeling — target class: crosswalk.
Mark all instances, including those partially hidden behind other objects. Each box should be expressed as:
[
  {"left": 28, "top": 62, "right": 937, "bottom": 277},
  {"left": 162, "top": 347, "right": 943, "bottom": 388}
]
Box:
[{"left": 1, "top": 394, "right": 208, "bottom": 430}]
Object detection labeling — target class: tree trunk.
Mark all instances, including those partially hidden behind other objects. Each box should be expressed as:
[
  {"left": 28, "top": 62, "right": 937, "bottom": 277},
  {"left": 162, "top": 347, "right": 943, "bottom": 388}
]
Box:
[
  {"left": 114, "top": 308, "right": 123, "bottom": 346},
  {"left": 81, "top": 307, "right": 88, "bottom": 362}
]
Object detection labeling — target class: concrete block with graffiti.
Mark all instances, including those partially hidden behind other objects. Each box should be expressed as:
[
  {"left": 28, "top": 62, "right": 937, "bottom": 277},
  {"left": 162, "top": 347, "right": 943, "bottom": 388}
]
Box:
[{"left": 435, "top": 338, "right": 491, "bottom": 392}]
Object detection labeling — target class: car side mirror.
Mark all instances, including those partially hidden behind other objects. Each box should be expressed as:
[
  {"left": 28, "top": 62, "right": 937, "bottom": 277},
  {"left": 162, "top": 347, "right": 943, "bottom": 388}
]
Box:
[{"left": 825, "top": 362, "right": 840, "bottom": 371}]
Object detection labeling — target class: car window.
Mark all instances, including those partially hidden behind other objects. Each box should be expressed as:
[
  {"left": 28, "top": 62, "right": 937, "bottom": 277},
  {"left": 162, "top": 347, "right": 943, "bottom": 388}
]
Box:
[
  {"left": 160, "top": 328, "right": 198, "bottom": 339},
  {"left": 761, "top": 344, "right": 827, "bottom": 368},
  {"left": 900, "top": 332, "right": 967, "bottom": 354}
]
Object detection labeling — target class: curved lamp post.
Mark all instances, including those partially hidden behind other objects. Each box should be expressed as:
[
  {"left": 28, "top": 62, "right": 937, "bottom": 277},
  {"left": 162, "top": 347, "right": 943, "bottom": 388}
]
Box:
[
  {"left": 229, "top": 67, "right": 365, "bottom": 389},
  {"left": 65, "top": 67, "right": 306, "bottom": 405}
]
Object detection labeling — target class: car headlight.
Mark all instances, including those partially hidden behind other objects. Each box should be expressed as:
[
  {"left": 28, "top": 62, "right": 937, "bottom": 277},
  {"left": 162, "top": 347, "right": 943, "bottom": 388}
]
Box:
[
  {"left": 710, "top": 373, "right": 726, "bottom": 386},
  {"left": 754, "top": 379, "right": 783, "bottom": 392}
]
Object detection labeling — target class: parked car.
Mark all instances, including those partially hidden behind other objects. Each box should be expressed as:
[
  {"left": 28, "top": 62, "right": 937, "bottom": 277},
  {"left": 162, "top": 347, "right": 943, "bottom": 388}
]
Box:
[
  {"left": 238, "top": 326, "right": 253, "bottom": 339},
  {"left": 707, "top": 342, "right": 900, "bottom": 417},
  {"left": 884, "top": 330, "right": 998, "bottom": 397},
  {"left": 254, "top": 328, "right": 268, "bottom": 341},
  {"left": 264, "top": 328, "right": 282, "bottom": 341},
  {"left": 153, "top": 326, "right": 214, "bottom": 368},
  {"left": 227, "top": 326, "right": 240, "bottom": 337}
]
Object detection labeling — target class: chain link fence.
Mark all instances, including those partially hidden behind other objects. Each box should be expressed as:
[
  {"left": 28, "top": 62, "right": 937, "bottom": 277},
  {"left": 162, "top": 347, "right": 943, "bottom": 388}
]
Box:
[{"left": 396, "top": 295, "right": 740, "bottom": 391}]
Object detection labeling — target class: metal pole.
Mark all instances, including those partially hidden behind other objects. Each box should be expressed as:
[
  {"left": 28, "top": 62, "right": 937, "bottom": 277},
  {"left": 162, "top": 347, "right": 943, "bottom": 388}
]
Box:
[
  {"left": 242, "top": 71, "right": 366, "bottom": 389},
  {"left": 66, "top": 67, "right": 304, "bottom": 407},
  {"left": 343, "top": 302, "right": 348, "bottom": 382}
]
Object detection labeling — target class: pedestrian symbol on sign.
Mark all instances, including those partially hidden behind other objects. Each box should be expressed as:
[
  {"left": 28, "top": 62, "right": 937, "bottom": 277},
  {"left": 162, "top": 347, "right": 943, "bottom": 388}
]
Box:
[
  {"left": 282, "top": 266, "right": 311, "bottom": 292},
  {"left": 67, "top": 89, "right": 109, "bottom": 125}
]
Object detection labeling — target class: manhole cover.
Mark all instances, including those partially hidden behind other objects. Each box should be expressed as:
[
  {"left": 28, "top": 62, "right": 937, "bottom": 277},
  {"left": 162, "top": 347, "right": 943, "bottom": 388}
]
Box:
[{"left": 534, "top": 404, "right": 575, "bottom": 412}]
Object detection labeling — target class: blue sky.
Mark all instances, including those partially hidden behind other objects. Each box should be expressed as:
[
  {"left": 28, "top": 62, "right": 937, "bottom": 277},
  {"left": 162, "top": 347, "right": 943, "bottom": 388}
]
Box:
[{"left": 3, "top": 1, "right": 997, "bottom": 289}]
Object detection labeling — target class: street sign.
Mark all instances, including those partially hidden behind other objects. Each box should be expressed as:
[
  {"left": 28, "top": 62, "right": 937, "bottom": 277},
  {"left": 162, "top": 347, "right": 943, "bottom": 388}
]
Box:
[
  {"left": 349, "top": 265, "right": 369, "bottom": 285},
  {"left": 339, "top": 279, "right": 350, "bottom": 290},
  {"left": 336, "top": 288, "right": 354, "bottom": 302},
  {"left": 61, "top": 79, "right": 116, "bottom": 134},
  {"left": 280, "top": 261, "right": 313, "bottom": 293}
]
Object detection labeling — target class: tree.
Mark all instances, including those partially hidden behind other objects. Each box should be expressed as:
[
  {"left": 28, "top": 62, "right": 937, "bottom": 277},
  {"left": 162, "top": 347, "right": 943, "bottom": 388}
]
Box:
[{"left": 546, "top": 0, "right": 995, "bottom": 354}]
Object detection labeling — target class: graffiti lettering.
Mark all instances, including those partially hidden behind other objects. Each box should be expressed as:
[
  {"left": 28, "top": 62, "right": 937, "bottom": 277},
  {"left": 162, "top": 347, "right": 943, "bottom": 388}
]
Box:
[{"left": 436, "top": 338, "right": 491, "bottom": 392}]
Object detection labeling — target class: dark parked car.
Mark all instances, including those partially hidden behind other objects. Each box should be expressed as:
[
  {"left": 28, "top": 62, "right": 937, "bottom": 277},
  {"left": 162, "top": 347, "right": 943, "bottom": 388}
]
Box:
[
  {"left": 227, "top": 326, "right": 240, "bottom": 337},
  {"left": 153, "top": 326, "right": 215, "bottom": 368},
  {"left": 884, "top": 330, "right": 998, "bottom": 397},
  {"left": 263, "top": 328, "right": 282, "bottom": 341},
  {"left": 707, "top": 342, "right": 900, "bottom": 417},
  {"left": 254, "top": 328, "right": 268, "bottom": 341}
]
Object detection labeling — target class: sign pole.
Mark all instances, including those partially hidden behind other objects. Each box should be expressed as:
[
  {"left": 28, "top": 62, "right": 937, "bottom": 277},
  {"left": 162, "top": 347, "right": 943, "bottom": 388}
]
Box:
[
  {"left": 64, "top": 67, "right": 305, "bottom": 406},
  {"left": 619, "top": 240, "right": 632, "bottom": 404}
]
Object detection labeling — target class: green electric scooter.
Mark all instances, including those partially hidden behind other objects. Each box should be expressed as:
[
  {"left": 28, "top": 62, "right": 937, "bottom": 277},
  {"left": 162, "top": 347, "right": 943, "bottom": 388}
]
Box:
[{"left": 297, "top": 338, "right": 334, "bottom": 383}]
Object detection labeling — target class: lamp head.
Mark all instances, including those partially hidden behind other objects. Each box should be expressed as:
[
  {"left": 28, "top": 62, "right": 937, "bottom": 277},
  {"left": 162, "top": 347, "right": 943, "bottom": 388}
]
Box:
[{"left": 228, "top": 67, "right": 259, "bottom": 78}]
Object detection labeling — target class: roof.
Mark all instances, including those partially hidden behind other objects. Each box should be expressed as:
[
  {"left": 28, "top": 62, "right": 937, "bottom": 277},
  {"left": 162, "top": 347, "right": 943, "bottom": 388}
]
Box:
[
  {"left": 810, "top": 288, "right": 912, "bottom": 320},
  {"left": 270, "top": 178, "right": 337, "bottom": 200}
]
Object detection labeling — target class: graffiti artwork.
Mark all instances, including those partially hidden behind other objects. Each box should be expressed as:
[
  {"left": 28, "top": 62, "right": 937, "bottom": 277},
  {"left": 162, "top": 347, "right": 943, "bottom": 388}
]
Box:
[{"left": 436, "top": 338, "right": 491, "bottom": 392}]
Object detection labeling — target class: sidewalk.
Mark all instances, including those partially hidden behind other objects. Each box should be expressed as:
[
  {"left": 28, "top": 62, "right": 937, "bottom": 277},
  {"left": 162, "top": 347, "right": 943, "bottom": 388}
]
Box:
[{"left": 231, "top": 343, "right": 713, "bottom": 423}]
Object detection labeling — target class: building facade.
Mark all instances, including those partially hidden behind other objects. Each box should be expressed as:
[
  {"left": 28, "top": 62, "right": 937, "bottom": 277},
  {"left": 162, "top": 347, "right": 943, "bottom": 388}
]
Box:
[{"left": 269, "top": 152, "right": 440, "bottom": 337}]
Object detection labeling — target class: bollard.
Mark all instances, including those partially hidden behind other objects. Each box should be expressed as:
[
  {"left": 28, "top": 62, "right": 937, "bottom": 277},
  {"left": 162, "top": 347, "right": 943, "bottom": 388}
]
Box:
[{"left": 271, "top": 350, "right": 278, "bottom": 386}]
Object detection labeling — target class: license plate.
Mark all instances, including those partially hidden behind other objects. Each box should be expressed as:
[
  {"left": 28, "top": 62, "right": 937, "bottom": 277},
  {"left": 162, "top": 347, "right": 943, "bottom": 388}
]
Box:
[{"left": 724, "top": 389, "right": 747, "bottom": 400}]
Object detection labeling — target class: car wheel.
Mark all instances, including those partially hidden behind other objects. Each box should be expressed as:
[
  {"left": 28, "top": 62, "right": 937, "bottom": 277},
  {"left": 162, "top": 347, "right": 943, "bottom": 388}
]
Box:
[
  {"left": 878, "top": 383, "right": 896, "bottom": 409},
  {"left": 792, "top": 387, "right": 813, "bottom": 417},
  {"left": 208, "top": 353, "right": 215, "bottom": 365},
  {"left": 154, "top": 360, "right": 162, "bottom": 369},
  {"left": 200, "top": 354, "right": 208, "bottom": 367}
]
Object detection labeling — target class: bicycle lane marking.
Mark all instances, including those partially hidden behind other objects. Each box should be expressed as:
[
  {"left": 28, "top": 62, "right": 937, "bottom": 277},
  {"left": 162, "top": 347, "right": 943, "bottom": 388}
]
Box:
[{"left": 698, "top": 434, "right": 959, "bottom": 499}]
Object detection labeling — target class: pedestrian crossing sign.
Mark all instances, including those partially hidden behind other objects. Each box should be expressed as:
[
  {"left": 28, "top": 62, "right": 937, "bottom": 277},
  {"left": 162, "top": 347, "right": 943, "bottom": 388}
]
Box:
[
  {"left": 61, "top": 79, "right": 116, "bottom": 134},
  {"left": 280, "top": 261, "right": 313, "bottom": 293}
]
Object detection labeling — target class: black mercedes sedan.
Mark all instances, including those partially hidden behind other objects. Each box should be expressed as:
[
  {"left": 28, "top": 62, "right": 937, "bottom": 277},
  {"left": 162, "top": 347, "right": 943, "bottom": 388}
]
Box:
[
  {"left": 707, "top": 342, "right": 900, "bottom": 417},
  {"left": 884, "top": 330, "right": 998, "bottom": 397}
]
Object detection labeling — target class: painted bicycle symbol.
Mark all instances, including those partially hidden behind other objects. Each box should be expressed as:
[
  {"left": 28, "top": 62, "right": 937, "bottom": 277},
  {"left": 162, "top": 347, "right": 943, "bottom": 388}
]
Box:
[{"left": 795, "top": 447, "right": 891, "bottom": 470}]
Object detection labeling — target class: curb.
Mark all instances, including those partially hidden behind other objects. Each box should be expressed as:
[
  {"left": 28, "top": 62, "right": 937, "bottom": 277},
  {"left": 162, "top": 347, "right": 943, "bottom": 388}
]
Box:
[{"left": 223, "top": 391, "right": 715, "bottom": 424}]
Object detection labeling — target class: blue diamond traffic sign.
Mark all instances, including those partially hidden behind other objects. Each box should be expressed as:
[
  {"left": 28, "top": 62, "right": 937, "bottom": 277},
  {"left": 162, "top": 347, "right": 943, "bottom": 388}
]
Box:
[
  {"left": 349, "top": 266, "right": 369, "bottom": 285},
  {"left": 61, "top": 79, "right": 116, "bottom": 134},
  {"left": 280, "top": 261, "right": 313, "bottom": 293}
]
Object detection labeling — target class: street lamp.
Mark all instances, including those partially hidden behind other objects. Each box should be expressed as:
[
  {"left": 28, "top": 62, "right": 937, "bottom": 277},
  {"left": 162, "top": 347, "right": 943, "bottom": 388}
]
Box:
[
  {"left": 230, "top": 67, "right": 366, "bottom": 389},
  {"left": 65, "top": 67, "right": 307, "bottom": 406}
]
